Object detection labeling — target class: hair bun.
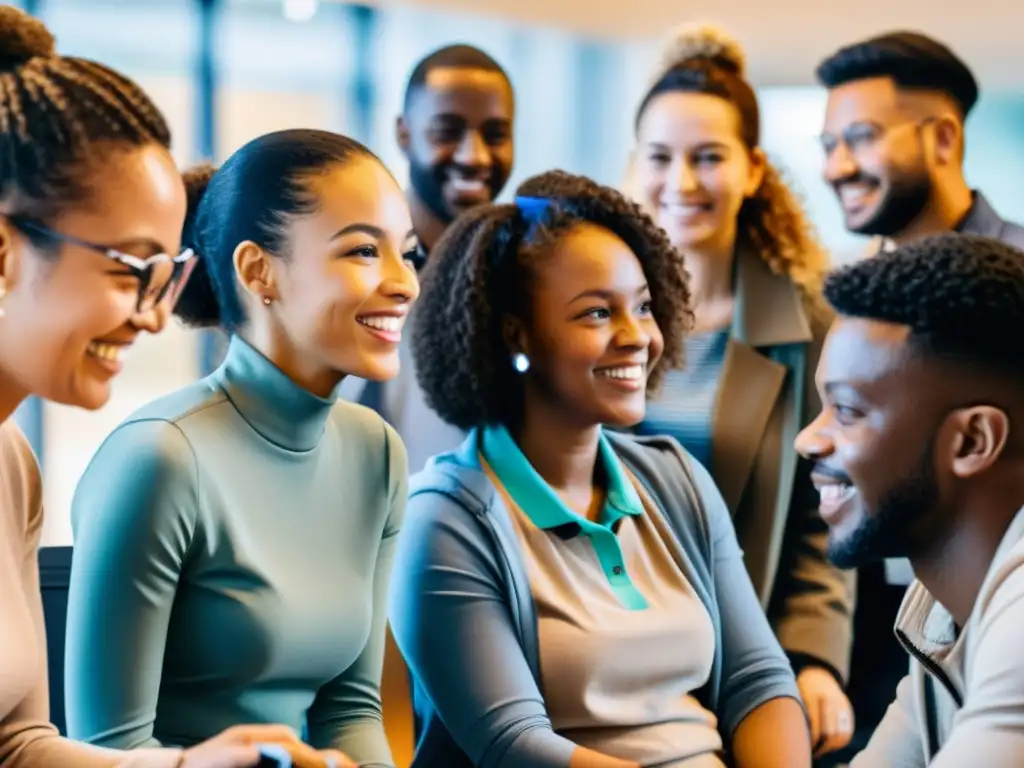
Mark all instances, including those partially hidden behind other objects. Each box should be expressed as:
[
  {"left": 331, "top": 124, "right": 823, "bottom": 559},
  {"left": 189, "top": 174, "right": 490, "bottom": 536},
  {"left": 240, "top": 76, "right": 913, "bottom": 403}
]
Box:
[
  {"left": 652, "top": 23, "right": 746, "bottom": 80},
  {"left": 0, "top": 7, "right": 56, "bottom": 72}
]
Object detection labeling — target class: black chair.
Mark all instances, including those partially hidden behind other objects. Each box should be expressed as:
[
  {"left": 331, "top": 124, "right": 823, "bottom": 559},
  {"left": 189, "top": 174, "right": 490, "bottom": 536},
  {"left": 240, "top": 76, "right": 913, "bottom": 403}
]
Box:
[{"left": 38, "top": 545, "right": 73, "bottom": 736}]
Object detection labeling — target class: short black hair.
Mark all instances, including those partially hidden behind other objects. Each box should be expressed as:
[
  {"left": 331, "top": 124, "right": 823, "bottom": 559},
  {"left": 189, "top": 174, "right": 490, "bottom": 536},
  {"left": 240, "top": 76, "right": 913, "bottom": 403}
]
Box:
[
  {"left": 0, "top": 7, "right": 171, "bottom": 229},
  {"left": 412, "top": 169, "right": 692, "bottom": 431},
  {"left": 816, "top": 31, "right": 979, "bottom": 117},
  {"left": 176, "top": 129, "right": 378, "bottom": 331},
  {"left": 402, "top": 44, "right": 511, "bottom": 112},
  {"left": 824, "top": 233, "right": 1024, "bottom": 379}
]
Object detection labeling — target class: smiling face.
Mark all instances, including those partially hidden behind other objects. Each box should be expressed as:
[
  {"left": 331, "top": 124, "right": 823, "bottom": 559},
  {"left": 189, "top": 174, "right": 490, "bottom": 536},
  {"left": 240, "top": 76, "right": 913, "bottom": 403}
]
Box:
[
  {"left": 400, "top": 66, "right": 514, "bottom": 227},
  {"left": 265, "top": 156, "right": 420, "bottom": 389},
  {"left": 634, "top": 90, "right": 763, "bottom": 254},
  {"left": 821, "top": 77, "right": 935, "bottom": 238},
  {"left": 0, "top": 144, "right": 187, "bottom": 410},
  {"left": 509, "top": 222, "right": 663, "bottom": 430},
  {"left": 795, "top": 316, "right": 956, "bottom": 568}
]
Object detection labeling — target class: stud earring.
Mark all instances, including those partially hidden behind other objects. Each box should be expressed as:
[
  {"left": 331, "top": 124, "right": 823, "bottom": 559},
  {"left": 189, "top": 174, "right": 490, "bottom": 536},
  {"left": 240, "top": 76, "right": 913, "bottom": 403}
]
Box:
[
  {"left": 512, "top": 352, "right": 530, "bottom": 373},
  {"left": 262, "top": 296, "right": 272, "bottom": 306}
]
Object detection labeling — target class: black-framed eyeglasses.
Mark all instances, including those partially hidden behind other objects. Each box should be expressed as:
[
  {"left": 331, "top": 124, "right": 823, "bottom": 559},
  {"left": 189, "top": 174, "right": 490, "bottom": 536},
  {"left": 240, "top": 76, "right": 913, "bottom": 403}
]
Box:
[{"left": 8, "top": 216, "right": 197, "bottom": 313}]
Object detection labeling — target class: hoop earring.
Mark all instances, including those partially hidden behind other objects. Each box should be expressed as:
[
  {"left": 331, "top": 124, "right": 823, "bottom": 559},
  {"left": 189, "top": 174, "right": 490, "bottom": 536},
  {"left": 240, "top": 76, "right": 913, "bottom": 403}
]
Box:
[{"left": 512, "top": 353, "right": 530, "bottom": 373}]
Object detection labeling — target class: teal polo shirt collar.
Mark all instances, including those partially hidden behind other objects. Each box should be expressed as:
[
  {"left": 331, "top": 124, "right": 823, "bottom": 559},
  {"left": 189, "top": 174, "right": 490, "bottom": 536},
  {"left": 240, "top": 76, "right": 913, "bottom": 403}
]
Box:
[
  {"left": 480, "top": 424, "right": 649, "bottom": 611},
  {"left": 480, "top": 424, "right": 644, "bottom": 531}
]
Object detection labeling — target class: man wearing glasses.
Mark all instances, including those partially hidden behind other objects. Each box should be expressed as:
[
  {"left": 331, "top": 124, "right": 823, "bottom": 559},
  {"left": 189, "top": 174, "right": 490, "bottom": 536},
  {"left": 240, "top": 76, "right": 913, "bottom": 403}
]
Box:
[
  {"left": 817, "top": 31, "right": 1024, "bottom": 251},
  {"left": 813, "top": 30, "right": 1024, "bottom": 762}
]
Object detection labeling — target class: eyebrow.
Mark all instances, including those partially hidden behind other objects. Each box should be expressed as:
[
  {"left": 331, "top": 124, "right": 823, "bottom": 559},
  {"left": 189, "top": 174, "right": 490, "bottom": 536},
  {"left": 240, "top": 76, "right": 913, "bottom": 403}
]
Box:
[
  {"left": 330, "top": 224, "right": 418, "bottom": 244},
  {"left": 431, "top": 113, "right": 511, "bottom": 126},
  {"left": 645, "top": 139, "right": 730, "bottom": 151},
  {"left": 110, "top": 237, "right": 172, "bottom": 255},
  {"left": 819, "top": 120, "right": 884, "bottom": 139},
  {"left": 822, "top": 381, "right": 866, "bottom": 398},
  {"left": 570, "top": 284, "right": 649, "bottom": 303}
]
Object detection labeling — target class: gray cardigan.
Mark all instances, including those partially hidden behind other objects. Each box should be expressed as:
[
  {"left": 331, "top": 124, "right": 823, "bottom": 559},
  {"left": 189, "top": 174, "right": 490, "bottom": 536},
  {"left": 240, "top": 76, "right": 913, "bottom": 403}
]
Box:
[{"left": 388, "top": 429, "right": 801, "bottom": 767}]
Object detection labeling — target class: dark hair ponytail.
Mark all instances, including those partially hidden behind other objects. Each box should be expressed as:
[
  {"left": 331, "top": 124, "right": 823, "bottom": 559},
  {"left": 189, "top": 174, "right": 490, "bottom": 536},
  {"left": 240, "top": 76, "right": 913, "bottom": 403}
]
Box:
[
  {"left": 171, "top": 128, "right": 378, "bottom": 332},
  {"left": 175, "top": 163, "right": 221, "bottom": 327}
]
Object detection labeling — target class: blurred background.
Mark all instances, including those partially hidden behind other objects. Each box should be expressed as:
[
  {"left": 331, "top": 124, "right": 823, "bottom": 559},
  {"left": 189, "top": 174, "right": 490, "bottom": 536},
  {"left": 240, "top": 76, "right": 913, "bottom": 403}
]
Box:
[{"left": 12, "top": 0, "right": 1024, "bottom": 544}]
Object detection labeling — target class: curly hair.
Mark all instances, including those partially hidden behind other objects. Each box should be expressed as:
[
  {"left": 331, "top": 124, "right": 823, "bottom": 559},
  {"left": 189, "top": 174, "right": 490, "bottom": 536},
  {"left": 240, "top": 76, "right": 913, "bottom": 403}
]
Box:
[
  {"left": 412, "top": 169, "right": 692, "bottom": 431},
  {"left": 629, "top": 24, "right": 829, "bottom": 303},
  {"left": 825, "top": 232, "right": 1024, "bottom": 378}
]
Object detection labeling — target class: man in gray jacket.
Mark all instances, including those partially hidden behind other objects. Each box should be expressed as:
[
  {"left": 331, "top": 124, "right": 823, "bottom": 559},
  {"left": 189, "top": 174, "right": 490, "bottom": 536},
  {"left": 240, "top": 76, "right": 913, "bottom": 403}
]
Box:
[{"left": 796, "top": 232, "right": 1024, "bottom": 766}]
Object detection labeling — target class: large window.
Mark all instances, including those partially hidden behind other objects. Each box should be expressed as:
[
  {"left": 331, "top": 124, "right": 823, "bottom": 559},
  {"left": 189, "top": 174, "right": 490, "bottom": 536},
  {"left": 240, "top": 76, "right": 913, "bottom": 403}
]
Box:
[{"left": 18, "top": 0, "right": 1024, "bottom": 544}]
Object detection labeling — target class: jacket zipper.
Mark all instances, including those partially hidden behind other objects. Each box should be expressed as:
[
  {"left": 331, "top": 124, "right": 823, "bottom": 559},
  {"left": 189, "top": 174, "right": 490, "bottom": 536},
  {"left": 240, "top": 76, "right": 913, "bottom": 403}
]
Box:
[{"left": 895, "top": 629, "right": 963, "bottom": 759}]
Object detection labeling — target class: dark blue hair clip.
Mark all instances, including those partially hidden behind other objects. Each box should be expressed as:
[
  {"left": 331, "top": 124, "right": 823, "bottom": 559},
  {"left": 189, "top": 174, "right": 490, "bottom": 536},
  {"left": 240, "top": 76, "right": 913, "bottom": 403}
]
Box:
[{"left": 515, "top": 195, "right": 551, "bottom": 224}]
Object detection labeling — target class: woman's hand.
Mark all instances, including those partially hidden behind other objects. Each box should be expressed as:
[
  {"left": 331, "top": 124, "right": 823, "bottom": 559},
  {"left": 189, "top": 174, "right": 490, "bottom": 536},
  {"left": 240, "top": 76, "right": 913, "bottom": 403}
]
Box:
[
  {"left": 178, "top": 724, "right": 357, "bottom": 768},
  {"left": 796, "top": 666, "right": 854, "bottom": 758}
]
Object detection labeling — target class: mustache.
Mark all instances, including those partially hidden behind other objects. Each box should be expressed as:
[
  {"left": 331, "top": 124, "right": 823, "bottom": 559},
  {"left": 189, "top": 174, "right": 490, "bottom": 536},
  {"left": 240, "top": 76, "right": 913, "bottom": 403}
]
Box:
[{"left": 812, "top": 462, "right": 853, "bottom": 485}]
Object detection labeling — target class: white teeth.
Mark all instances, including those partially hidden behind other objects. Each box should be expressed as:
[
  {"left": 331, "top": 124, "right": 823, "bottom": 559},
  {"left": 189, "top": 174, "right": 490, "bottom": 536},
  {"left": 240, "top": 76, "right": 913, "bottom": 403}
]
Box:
[
  {"left": 838, "top": 185, "right": 874, "bottom": 207},
  {"left": 87, "top": 342, "right": 127, "bottom": 363},
  {"left": 449, "top": 178, "right": 486, "bottom": 193},
  {"left": 598, "top": 365, "right": 644, "bottom": 381},
  {"left": 661, "top": 202, "right": 707, "bottom": 216},
  {"left": 358, "top": 316, "right": 404, "bottom": 333},
  {"left": 819, "top": 484, "right": 854, "bottom": 502}
]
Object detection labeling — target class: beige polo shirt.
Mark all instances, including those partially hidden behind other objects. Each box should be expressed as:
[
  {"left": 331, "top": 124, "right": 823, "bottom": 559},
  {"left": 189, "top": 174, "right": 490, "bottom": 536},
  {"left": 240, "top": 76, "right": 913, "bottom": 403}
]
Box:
[{"left": 481, "top": 424, "right": 726, "bottom": 767}]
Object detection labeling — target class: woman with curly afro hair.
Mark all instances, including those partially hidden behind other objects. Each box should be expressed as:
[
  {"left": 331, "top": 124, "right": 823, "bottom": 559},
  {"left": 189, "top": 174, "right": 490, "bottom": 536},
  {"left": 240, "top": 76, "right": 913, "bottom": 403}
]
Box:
[
  {"left": 624, "top": 25, "right": 856, "bottom": 761},
  {"left": 388, "top": 169, "right": 813, "bottom": 767}
]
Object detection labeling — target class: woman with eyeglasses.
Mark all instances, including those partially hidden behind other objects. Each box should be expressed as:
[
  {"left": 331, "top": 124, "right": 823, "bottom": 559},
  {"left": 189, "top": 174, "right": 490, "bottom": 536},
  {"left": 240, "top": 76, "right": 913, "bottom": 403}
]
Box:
[
  {"left": 0, "top": 9, "right": 351, "bottom": 768},
  {"left": 63, "top": 128, "right": 419, "bottom": 768}
]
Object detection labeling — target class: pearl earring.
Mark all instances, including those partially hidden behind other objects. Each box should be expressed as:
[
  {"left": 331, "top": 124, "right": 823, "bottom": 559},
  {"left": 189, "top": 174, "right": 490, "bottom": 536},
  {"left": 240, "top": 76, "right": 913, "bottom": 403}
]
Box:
[
  {"left": 262, "top": 296, "right": 272, "bottom": 306},
  {"left": 512, "top": 353, "right": 530, "bottom": 373}
]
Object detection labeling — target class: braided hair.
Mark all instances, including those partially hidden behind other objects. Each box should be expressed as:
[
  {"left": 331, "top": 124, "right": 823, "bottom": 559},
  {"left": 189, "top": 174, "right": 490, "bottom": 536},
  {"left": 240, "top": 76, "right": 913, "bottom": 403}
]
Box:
[
  {"left": 413, "top": 169, "right": 691, "bottom": 431},
  {"left": 0, "top": 7, "right": 171, "bottom": 232}
]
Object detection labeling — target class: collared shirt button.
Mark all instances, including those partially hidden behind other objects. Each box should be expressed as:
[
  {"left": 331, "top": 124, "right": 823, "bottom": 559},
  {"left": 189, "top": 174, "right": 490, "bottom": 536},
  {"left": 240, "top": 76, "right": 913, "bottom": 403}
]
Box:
[{"left": 612, "top": 565, "right": 623, "bottom": 576}]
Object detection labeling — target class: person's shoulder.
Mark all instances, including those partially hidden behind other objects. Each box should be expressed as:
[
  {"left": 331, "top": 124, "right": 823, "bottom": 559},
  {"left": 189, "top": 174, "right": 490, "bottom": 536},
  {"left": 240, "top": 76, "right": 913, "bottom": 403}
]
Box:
[
  {"left": 327, "top": 398, "right": 404, "bottom": 463},
  {"left": 606, "top": 431, "right": 706, "bottom": 510},
  {"left": 999, "top": 218, "right": 1024, "bottom": 252},
  {"left": 407, "top": 431, "right": 495, "bottom": 514},
  {"left": 978, "top": 528, "right": 1024, "bottom": 620},
  {"left": 122, "top": 377, "right": 225, "bottom": 431},
  {"left": 607, "top": 430, "right": 691, "bottom": 476},
  {"left": 0, "top": 418, "right": 38, "bottom": 469},
  {"left": 0, "top": 419, "right": 43, "bottom": 545}
]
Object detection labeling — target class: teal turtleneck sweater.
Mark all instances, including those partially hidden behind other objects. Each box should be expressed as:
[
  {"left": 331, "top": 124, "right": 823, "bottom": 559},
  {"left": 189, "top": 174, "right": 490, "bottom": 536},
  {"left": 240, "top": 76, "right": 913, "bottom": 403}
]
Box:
[{"left": 64, "top": 336, "right": 406, "bottom": 767}]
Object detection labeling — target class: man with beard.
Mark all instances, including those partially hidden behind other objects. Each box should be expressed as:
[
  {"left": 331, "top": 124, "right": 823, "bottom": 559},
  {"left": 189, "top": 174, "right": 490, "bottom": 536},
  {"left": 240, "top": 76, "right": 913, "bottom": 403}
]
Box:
[
  {"left": 347, "top": 44, "right": 515, "bottom": 473},
  {"left": 397, "top": 44, "right": 515, "bottom": 264},
  {"left": 816, "top": 31, "right": 1024, "bottom": 250},
  {"left": 796, "top": 233, "right": 1024, "bottom": 766},
  {"left": 812, "top": 33, "right": 1024, "bottom": 761}
]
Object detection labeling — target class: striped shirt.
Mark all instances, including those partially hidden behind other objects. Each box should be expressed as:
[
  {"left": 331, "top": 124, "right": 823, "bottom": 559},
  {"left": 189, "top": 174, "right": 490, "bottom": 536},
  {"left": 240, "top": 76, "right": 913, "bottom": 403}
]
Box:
[{"left": 638, "top": 329, "right": 729, "bottom": 471}]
